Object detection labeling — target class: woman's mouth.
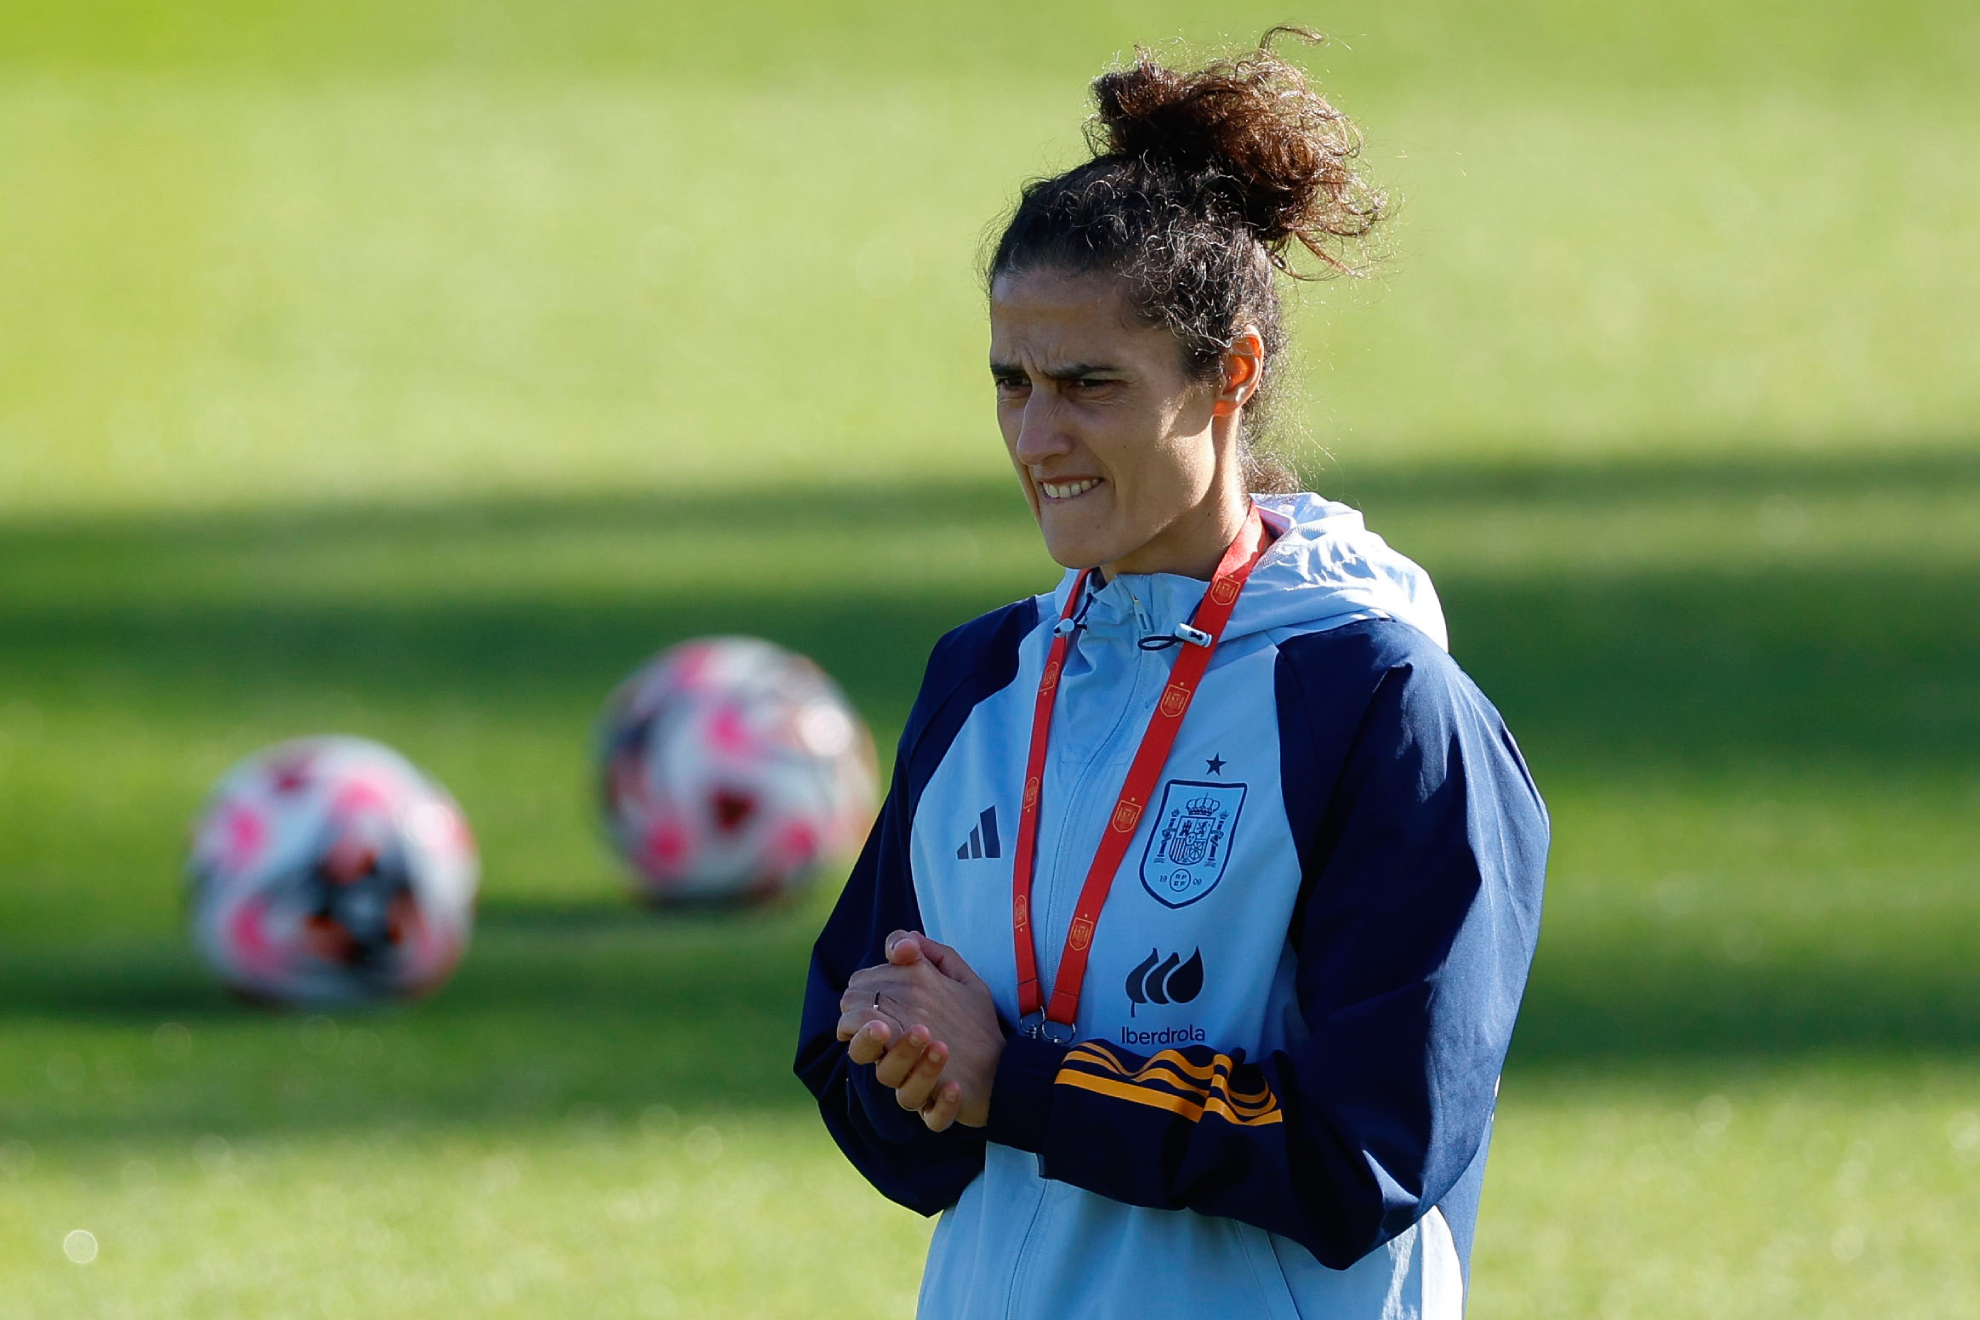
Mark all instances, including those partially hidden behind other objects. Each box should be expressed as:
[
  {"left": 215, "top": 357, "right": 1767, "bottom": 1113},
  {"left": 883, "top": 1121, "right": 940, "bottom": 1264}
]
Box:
[{"left": 1037, "top": 477, "right": 1102, "bottom": 501}]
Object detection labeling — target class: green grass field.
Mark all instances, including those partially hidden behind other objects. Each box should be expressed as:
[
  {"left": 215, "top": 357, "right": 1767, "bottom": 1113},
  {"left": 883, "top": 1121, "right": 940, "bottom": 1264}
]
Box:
[{"left": 3, "top": 2, "right": 1977, "bottom": 1316}]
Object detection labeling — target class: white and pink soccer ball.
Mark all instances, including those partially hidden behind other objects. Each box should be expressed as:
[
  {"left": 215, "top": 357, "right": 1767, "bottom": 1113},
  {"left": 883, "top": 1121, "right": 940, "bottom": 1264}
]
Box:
[
  {"left": 187, "top": 736, "right": 478, "bottom": 1005},
  {"left": 598, "top": 637, "right": 878, "bottom": 905}
]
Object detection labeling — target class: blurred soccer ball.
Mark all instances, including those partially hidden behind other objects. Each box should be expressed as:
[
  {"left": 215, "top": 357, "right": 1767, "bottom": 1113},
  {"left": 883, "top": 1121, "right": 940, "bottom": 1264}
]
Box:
[
  {"left": 598, "top": 637, "right": 878, "bottom": 904},
  {"left": 187, "top": 736, "right": 478, "bottom": 1005}
]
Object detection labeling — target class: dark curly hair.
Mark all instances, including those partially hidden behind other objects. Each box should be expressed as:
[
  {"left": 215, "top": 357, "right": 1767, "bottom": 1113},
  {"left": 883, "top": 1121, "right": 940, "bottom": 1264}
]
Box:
[{"left": 987, "top": 28, "right": 1387, "bottom": 493}]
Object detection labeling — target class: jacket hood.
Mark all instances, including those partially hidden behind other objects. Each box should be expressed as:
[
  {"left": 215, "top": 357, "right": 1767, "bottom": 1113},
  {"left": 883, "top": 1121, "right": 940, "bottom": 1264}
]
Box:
[
  {"left": 1049, "top": 492, "right": 1448, "bottom": 652},
  {"left": 1235, "top": 492, "right": 1447, "bottom": 650}
]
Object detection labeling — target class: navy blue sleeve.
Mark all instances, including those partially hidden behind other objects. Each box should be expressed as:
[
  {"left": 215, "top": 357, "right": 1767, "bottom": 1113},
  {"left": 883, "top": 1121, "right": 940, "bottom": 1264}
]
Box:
[
  {"left": 981, "top": 620, "right": 1548, "bottom": 1269},
  {"left": 794, "top": 599, "right": 1039, "bottom": 1216}
]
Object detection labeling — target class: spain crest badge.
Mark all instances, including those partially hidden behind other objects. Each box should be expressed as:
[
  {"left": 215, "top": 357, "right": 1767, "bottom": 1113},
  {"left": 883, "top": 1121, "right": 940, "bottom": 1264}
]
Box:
[{"left": 1138, "top": 779, "right": 1245, "bottom": 908}]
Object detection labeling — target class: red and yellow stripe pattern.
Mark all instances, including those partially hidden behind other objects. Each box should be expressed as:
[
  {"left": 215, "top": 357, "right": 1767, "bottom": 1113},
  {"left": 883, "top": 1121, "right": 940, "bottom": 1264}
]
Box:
[{"left": 1055, "top": 1042, "right": 1283, "bottom": 1126}]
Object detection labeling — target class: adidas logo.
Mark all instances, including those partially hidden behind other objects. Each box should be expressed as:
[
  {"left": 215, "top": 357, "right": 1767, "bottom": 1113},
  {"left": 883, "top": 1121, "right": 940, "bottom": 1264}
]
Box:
[{"left": 956, "top": 806, "right": 1001, "bottom": 860}]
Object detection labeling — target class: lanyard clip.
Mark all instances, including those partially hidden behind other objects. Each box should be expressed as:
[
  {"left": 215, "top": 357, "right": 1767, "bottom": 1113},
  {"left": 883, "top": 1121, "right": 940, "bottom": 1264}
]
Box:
[
  {"left": 1017, "top": 1011, "right": 1076, "bottom": 1045},
  {"left": 1174, "top": 623, "right": 1214, "bottom": 648}
]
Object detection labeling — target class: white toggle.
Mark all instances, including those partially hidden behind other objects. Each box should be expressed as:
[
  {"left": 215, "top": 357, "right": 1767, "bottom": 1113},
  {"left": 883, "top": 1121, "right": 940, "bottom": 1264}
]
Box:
[
  {"left": 1054, "top": 618, "right": 1079, "bottom": 636},
  {"left": 1176, "top": 623, "right": 1214, "bottom": 648}
]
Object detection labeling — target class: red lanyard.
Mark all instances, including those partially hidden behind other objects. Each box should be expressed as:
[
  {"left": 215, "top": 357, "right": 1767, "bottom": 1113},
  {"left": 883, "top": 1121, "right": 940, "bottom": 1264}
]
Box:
[{"left": 1010, "top": 505, "right": 1272, "bottom": 1043}]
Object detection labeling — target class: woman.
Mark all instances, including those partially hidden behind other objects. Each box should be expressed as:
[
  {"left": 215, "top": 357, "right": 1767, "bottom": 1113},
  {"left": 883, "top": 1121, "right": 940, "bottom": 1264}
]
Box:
[{"left": 796, "top": 31, "right": 1547, "bottom": 1319}]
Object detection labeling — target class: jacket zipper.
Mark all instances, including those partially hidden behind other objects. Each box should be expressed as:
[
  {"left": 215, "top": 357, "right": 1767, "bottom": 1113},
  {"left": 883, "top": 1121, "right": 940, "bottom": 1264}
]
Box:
[
  {"left": 1007, "top": 587, "right": 1164, "bottom": 1314},
  {"left": 1036, "top": 601, "right": 1158, "bottom": 992},
  {"left": 1001, "top": 1176, "right": 1052, "bottom": 1320}
]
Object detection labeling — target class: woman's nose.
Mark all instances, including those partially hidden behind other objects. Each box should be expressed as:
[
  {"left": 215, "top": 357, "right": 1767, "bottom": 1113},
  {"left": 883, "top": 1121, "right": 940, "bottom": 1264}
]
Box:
[{"left": 1012, "top": 394, "right": 1073, "bottom": 465}]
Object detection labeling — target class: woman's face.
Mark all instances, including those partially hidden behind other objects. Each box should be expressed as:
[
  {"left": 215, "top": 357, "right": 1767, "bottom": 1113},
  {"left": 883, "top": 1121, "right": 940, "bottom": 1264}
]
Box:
[{"left": 989, "top": 268, "right": 1246, "bottom": 578}]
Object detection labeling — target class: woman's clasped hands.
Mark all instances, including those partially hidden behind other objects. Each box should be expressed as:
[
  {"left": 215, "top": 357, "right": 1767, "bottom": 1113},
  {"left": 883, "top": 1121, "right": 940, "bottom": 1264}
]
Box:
[{"left": 837, "top": 931, "right": 1005, "bottom": 1132}]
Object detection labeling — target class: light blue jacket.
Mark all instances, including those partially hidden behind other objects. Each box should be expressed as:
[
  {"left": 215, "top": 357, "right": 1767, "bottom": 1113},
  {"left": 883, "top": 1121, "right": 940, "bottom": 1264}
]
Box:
[{"left": 799, "top": 494, "right": 1548, "bottom": 1318}]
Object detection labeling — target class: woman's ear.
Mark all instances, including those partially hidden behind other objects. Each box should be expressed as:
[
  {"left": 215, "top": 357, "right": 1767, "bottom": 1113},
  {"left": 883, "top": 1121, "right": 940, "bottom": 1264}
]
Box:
[{"left": 1211, "top": 328, "right": 1266, "bottom": 417}]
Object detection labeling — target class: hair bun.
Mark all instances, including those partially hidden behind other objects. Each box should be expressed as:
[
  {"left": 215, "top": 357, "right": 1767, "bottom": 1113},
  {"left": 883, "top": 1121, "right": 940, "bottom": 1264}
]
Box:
[{"left": 1089, "top": 27, "right": 1386, "bottom": 274}]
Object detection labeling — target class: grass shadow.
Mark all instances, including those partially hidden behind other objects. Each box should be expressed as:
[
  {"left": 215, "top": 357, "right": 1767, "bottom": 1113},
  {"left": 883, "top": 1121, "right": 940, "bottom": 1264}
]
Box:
[{"left": 0, "top": 446, "right": 1975, "bottom": 1140}]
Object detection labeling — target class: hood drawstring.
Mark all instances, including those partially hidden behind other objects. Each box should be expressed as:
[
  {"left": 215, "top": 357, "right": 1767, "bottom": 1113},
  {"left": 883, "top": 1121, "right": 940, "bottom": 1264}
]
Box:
[
  {"left": 1054, "top": 575, "right": 1102, "bottom": 644},
  {"left": 1050, "top": 494, "right": 1446, "bottom": 655},
  {"left": 1136, "top": 623, "right": 1214, "bottom": 651}
]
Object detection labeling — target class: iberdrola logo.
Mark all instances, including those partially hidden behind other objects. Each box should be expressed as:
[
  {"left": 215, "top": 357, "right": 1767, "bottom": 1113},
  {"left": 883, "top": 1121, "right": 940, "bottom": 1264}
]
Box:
[{"left": 1124, "top": 947, "right": 1204, "bottom": 1015}]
